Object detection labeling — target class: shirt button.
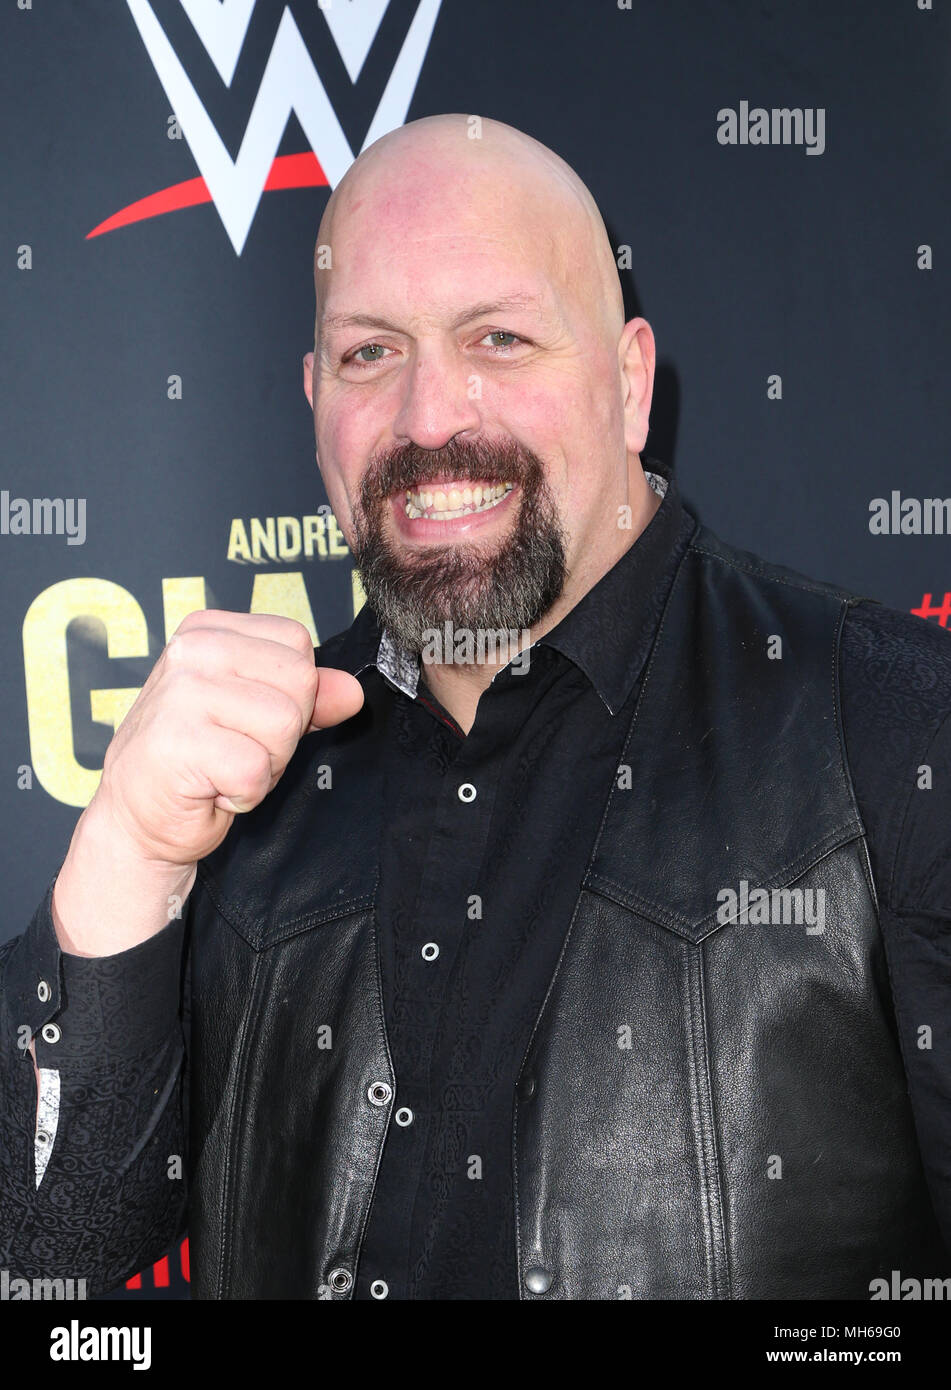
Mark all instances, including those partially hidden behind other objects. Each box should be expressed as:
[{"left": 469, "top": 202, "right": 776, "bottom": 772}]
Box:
[
  {"left": 518, "top": 1073, "right": 537, "bottom": 1101},
  {"left": 36, "top": 980, "right": 51, "bottom": 1003},
  {"left": 328, "top": 1267, "right": 353, "bottom": 1294},
  {"left": 420, "top": 941, "right": 439, "bottom": 962},
  {"left": 457, "top": 782, "right": 477, "bottom": 803},
  {"left": 369, "top": 1279, "right": 389, "bottom": 1300},
  {"left": 524, "top": 1266, "right": 553, "bottom": 1295},
  {"left": 40, "top": 1023, "right": 61, "bottom": 1045},
  {"left": 36, "top": 1129, "right": 52, "bottom": 1146},
  {"left": 367, "top": 1081, "right": 392, "bottom": 1107},
  {"left": 394, "top": 1106, "right": 414, "bottom": 1127}
]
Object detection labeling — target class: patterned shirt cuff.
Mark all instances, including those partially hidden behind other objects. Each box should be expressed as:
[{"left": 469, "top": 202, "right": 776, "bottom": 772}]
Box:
[{"left": 5, "top": 871, "right": 187, "bottom": 1074}]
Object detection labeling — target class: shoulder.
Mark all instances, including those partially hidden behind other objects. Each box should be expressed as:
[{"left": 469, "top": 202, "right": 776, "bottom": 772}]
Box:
[
  {"left": 688, "top": 523, "right": 857, "bottom": 601},
  {"left": 688, "top": 524, "right": 951, "bottom": 910},
  {"left": 840, "top": 599, "right": 951, "bottom": 912},
  {"left": 841, "top": 600, "right": 951, "bottom": 768}
]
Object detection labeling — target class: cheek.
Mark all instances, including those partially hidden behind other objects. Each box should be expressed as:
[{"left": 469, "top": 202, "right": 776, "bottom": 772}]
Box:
[
  {"left": 493, "top": 382, "right": 572, "bottom": 462},
  {"left": 316, "top": 402, "right": 373, "bottom": 509},
  {"left": 500, "top": 388, "right": 595, "bottom": 492},
  {"left": 520, "top": 402, "right": 619, "bottom": 525}
]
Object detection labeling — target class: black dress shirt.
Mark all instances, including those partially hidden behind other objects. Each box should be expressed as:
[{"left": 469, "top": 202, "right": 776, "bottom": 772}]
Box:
[
  {"left": 3, "top": 456, "right": 950, "bottom": 1298},
  {"left": 351, "top": 465, "right": 691, "bottom": 1299}
]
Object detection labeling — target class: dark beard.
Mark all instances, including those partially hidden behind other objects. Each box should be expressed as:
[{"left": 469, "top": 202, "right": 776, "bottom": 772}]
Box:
[{"left": 350, "top": 435, "right": 569, "bottom": 655}]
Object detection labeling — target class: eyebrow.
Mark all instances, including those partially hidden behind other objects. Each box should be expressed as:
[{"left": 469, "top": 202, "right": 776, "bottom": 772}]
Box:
[{"left": 320, "top": 292, "right": 547, "bottom": 338}]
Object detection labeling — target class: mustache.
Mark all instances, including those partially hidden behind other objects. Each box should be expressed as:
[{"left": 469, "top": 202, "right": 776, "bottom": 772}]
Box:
[{"left": 359, "top": 435, "right": 539, "bottom": 504}]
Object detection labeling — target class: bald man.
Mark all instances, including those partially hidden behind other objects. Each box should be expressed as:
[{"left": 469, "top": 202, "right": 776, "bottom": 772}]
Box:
[
  {"left": 2, "top": 115, "right": 949, "bottom": 1302},
  {"left": 303, "top": 113, "right": 660, "bottom": 734}
]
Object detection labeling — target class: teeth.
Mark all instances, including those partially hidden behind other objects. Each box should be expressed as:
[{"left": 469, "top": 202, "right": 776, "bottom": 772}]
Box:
[{"left": 403, "top": 480, "right": 514, "bottom": 521}]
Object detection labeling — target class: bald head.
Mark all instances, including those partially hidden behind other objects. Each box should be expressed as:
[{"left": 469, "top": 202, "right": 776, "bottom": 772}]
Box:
[
  {"left": 303, "top": 112, "right": 658, "bottom": 658},
  {"left": 313, "top": 113, "right": 623, "bottom": 346}
]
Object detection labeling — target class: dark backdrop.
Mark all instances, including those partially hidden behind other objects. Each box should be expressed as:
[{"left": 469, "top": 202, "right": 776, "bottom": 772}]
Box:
[{"left": 1, "top": 0, "right": 948, "bottom": 1298}]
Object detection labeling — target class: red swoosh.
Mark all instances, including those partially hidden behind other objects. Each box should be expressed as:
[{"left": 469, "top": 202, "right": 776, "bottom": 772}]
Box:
[{"left": 86, "top": 152, "right": 328, "bottom": 239}]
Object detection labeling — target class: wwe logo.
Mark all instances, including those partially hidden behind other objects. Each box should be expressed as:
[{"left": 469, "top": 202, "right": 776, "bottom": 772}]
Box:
[{"left": 118, "top": 0, "right": 442, "bottom": 254}]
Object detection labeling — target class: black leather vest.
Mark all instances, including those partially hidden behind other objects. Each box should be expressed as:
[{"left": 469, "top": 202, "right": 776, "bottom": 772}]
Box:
[{"left": 185, "top": 519, "right": 944, "bottom": 1299}]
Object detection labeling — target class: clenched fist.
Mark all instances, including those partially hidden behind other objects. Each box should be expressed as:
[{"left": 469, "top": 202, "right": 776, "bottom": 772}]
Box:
[
  {"left": 50, "top": 610, "right": 365, "bottom": 959},
  {"left": 98, "top": 610, "right": 364, "bottom": 866}
]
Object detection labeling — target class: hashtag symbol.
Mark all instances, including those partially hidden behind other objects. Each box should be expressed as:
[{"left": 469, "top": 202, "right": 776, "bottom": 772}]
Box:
[{"left": 911, "top": 593, "right": 951, "bottom": 626}]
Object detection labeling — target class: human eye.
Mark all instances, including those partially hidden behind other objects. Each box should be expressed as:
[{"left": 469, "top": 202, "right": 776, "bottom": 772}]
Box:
[
  {"left": 342, "top": 342, "right": 392, "bottom": 368},
  {"left": 479, "top": 330, "right": 523, "bottom": 350}
]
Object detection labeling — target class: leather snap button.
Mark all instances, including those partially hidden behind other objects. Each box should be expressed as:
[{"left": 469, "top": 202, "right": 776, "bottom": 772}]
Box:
[
  {"left": 369, "top": 1279, "right": 389, "bottom": 1299},
  {"left": 524, "top": 1266, "right": 553, "bottom": 1294},
  {"left": 37, "top": 980, "right": 51, "bottom": 1003},
  {"left": 457, "top": 782, "right": 477, "bottom": 803},
  {"left": 394, "top": 1106, "right": 414, "bottom": 1127},
  {"left": 328, "top": 1267, "right": 352, "bottom": 1293},
  {"left": 421, "top": 942, "right": 439, "bottom": 962},
  {"left": 367, "top": 1081, "right": 392, "bottom": 1107},
  {"left": 41, "top": 1023, "right": 61, "bottom": 1045}
]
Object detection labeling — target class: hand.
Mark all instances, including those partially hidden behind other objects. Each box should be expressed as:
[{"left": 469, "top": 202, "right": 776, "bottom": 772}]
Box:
[{"left": 91, "top": 610, "right": 365, "bottom": 867}]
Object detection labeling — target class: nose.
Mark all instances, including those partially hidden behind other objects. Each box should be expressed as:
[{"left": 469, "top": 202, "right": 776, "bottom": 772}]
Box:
[{"left": 391, "top": 343, "right": 483, "bottom": 450}]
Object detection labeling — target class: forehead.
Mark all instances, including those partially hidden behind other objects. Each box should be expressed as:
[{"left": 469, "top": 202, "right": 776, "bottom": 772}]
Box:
[
  {"left": 319, "top": 159, "right": 579, "bottom": 330},
  {"left": 318, "top": 243, "right": 572, "bottom": 346},
  {"left": 320, "top": 283, "right": 563, "bottom": 344}
]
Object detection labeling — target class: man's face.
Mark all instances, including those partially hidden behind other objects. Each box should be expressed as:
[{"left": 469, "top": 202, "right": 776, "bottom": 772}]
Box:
[{"left": 303, "top": 151, "right": 643, "bottom": 653}]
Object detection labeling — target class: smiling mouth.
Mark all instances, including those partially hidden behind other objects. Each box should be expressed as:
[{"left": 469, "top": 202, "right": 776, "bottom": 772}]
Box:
[{"left": 403, "top": 480, "right": 515, "bottom": 521}]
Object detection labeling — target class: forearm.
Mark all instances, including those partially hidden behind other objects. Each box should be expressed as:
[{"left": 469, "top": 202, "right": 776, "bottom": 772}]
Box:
[{"left": 0, "top": 880, "right": 190, "bottom": 1294}]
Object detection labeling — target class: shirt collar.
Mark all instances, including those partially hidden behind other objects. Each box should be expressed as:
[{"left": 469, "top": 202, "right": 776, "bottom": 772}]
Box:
[{"left": 329, "top": 457, "right": 696, "bottom": 715}]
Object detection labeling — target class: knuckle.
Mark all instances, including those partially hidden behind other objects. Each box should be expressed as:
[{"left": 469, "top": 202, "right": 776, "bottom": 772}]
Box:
[
  {"left": 245, "top": 744, "right": 273, "bottom": 787},
  {"left": 271, "top": 699, "right": 304, "bottom": 746},
  {"left": 164, "top": 628, "right": 200, "bottom": 666},
  {"left": 172, "top": 607, "right": 230, "bottom": 639},
  {"left": 292, "top": 658, "right": 320, "bottom": 702},
  {"left": 284, "top": 641, "right": 317, "bottom": 680},
  {"left": 163, "top": 665, "right": 201, "bottom": 707},
  {"left": 281, "top": 619, "right": 315, "bottom": 655},
  {"left": 172, "top": 609, "right": 206, "bottom": 636}
]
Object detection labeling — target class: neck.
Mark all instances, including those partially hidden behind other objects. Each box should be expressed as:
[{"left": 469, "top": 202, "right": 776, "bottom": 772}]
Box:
[{"left": 421, "top": 462, "right": 663, "bottom": 734}]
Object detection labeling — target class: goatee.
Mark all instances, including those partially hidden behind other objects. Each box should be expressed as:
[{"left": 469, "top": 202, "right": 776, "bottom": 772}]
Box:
[{"left": 350, "top": 435, "right": 568, "bottom": 655}]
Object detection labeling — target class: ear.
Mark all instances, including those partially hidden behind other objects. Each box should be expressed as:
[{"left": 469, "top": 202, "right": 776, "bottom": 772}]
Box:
[
  {"left": 618, "top": 318, "right": 655, "bottom": 456},
  {"left": 303, "top": 350, "right": 315, "bottom": 408}
]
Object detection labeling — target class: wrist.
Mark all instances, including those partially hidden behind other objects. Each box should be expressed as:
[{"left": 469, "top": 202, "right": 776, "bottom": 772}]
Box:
[{"left": 52, "top": 798, "right": 197, "bottom": 957}]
